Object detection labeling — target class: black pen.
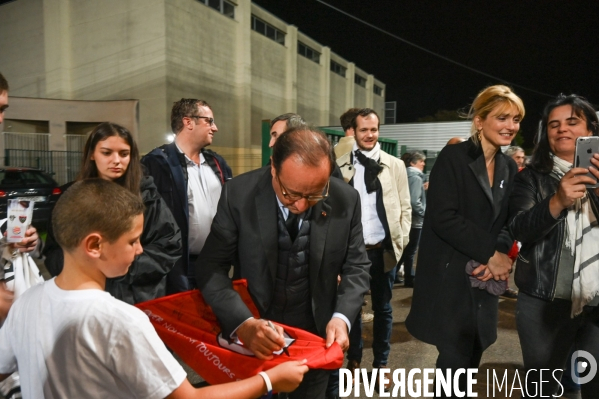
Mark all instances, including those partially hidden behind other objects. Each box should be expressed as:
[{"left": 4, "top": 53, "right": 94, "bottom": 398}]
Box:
[{"left": 267, "top": 320, "right": 290, "bottom": 357}]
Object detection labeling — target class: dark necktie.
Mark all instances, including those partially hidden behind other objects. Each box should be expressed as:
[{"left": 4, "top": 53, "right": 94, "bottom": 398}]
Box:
[{"left": 285, "top": 212, "right": 299, "bottom": 241}]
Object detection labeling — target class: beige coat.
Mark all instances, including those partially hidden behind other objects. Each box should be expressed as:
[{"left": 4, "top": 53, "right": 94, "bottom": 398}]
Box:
[
  {"left": 337, "top": 150, "right": 412, "bottom": 272},
  {"left": 334, "top": 136, "right": 355, "bottom": 159}
]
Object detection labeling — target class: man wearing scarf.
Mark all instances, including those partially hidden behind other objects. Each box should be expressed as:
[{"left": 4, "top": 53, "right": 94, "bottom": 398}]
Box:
[{"left": 337, "top": 108, "right": 411, "bottom": 387}]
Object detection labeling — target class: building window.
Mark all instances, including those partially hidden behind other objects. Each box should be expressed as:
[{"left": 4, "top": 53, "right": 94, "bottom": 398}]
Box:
[
  {"left": 330, "top": 60, "right": 346, "bottom": 77},
  {"left": 374, "top": 85, "right": 383, "bottom": 96},
  {"left": 298, "top": 42, "right": 320, "bottom": 63},
  {"left": 251, "top": 15, "right": 285, "bottom": 45},
  {"left": 355, "top": 74, "right": 366, "bottom": 87},
  {"left": 197, "top": 0, "right": 235, "bottom": 19},
  {"left": 385, "top": 101, "right": 397, "bottom": 124}
]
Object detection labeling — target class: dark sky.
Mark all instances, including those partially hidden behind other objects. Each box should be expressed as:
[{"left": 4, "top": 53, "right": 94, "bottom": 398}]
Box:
[{"left": 253, "top": 0, "right": 599, "bottom": 149}]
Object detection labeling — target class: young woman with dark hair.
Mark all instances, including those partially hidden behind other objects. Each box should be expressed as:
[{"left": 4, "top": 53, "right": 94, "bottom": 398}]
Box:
[{"left": 43, "top": 122, "right": 182, "bottom": 304}]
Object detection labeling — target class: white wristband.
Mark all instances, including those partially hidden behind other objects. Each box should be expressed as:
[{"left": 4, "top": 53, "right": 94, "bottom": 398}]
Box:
[{"left": 258, "top": 371, "right": 272, "bottom": 394}]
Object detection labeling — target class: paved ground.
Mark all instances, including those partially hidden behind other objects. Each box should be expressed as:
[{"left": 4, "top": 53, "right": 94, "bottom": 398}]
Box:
[{"left": 349, "top": 283, "right": 524, "bottom": 398}]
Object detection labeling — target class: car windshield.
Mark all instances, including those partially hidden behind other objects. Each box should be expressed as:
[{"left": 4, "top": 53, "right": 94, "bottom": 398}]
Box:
[{"left": 0, "top": 171, "right": 55, "bottom": 186}]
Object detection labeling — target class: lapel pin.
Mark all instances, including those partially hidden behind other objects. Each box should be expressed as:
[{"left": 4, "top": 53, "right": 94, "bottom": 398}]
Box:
[
  {"left": 321, "top": 211, "right": 327, "bottom": 217},
  {"left": 500, "top": 180, "right": 504, "bottom": 188}
]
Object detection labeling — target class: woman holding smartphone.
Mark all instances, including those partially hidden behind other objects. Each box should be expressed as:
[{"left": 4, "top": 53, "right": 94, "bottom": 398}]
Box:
[
  {"left": 508, "top": 94, "right": 599, "bottom": 397},
  {"left": 406, "top": 85, "right": 523, "bottom": 394},
  {"left": 43, "top": 122, "right": 182, "bottom": 304}
]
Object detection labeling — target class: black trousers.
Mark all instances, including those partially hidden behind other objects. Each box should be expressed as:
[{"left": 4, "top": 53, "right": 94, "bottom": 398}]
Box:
[
  {"left": 275, "top": 369, "right": 330, "bottom": 399},
  {"left": 516, "top": 292, "right": 599, "bottom": 398},
  {"left": 434, "top": 338, "right": 484, "bottom": 399}
]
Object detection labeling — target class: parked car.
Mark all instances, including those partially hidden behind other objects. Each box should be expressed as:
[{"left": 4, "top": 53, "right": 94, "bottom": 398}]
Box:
[{"left": 0, "top": 167, "right": 61, "bottom": 230}]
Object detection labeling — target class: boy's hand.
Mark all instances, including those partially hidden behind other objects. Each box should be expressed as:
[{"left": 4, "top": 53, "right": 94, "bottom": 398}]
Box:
[
  {"left": 267, "top": 359, "right": 309, "bottom": 393},
  {"left": 7, "top": 226, "right": 39, "bottom": 253}
]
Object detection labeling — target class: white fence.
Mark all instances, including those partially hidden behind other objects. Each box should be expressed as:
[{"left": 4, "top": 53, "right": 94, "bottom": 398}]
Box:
[{"left": 3, "top": 132, "right": 50, "bottom": 151}]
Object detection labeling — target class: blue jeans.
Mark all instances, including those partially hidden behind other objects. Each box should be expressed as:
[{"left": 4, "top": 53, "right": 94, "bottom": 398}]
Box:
[
  {"left": 370, "top": 248, "right": 395, "bottom": 366},
  {"left": 348, "top": 248, "right": 395, "bottom": 367},
  {"left": 347, "top": 311, "right": 363, "bottom": 362},
  {"left": 396, "top": 227, "right": 421, "bottom": 282}
]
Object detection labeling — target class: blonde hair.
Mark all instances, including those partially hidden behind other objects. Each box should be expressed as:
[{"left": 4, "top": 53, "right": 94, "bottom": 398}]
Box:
[{"left": 467, "top": 85, "right": 525, "bottom": 144}]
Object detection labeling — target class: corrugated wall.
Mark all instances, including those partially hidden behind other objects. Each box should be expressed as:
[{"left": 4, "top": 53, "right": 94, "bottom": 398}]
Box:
[{"left": 379, "top": 121, "right": 471, "bottom": 153}]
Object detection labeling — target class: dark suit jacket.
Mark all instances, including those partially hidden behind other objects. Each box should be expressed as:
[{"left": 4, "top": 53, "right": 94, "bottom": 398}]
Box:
[
  {"left": 405, "top": 138, "right": 517, "bottom": 355},
  {"left": 196, "top": 166, "right": 371, "bottom": 338}
]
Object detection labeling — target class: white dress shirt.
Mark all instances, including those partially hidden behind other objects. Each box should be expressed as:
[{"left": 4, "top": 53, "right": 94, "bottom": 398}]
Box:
[
  {"left": 353, "top": 144, "right": 386, "bottom": 245},
  {"left": 177, "top": 145, "right": 222, "bottom": 255}
]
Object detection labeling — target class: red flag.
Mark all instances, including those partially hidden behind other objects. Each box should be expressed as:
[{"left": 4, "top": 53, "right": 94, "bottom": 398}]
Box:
[{"left": 136, "top": 279, "right": 343, "bottom": 385}]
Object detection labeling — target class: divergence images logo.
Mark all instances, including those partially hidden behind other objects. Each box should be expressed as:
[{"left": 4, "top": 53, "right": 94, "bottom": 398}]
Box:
[{"left": 571, "top": 350, "right": 597, "bottom": 385}]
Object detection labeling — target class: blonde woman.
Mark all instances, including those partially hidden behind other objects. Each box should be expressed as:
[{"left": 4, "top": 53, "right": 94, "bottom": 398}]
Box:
[{"left": 406, "top": 85, "right": 524, "bottom": 394}]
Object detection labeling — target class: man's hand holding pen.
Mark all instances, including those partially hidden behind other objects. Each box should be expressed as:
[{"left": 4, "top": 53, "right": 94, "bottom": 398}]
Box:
[{"left": 236, "top": 317, "right": 288, "bottom": 360}]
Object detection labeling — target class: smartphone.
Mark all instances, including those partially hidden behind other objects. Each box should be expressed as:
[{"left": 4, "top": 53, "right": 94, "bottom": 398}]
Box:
[{"left": 574, "top": 136, "right": 599, "bottom": 188}]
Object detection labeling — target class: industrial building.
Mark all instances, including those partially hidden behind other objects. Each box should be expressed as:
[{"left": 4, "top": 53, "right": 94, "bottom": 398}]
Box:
[{"left": 0, "top": 0, "right": 385, "bottom": 176}]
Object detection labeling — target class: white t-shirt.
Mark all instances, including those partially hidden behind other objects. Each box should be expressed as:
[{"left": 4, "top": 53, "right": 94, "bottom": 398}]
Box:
[{"left": 0, "top": 278, "right": 187, "bottom": 399}]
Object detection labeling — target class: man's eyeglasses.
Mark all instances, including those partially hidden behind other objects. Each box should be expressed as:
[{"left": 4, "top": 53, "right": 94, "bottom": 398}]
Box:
[
  {"left": 190, "top": 115, "right": 215, "bottom": 126},
  {"left": 276, "top": 174, "right": 330, "bottom": 203}
]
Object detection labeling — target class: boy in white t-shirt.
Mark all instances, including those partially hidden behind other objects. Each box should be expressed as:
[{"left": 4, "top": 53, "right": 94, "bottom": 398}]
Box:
[{"left": 0, "top": 179, "right": 308, "bottom": 399}]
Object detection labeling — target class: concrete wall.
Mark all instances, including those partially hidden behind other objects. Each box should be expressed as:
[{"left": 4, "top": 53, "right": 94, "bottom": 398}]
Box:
[
  {"left": 296, "top": 32, "right": 328, "bottom": 127},
  {"left": 0, "top": 97, "right": 138, "bottom": 181},
  {"left": 296, "top": 55, "right": 322, "bottom": 126},
  {"left": 0, "top": 0, "right": 47, "bottom": 97},
  {"left": 373, "top": 78, "right": 386, "bottom": 124},
  {"left": 328, "top": 53, "right": 349, "bottom": 125},
  {"left": 2, "top": 97, "right": 139, "bottom": 151},
  {"left": 68, "top": 0, "right": 167, "bottom": 152},
  {"left": 0, "top": 0, "right": 167, "bottom": 152},
  {"left": 166, "top": 0, "right": 238, "bottom": 146},
  {"left": 353, "top": 66, "right": 368, "bottom": 108},
  {"left": 250, "top": 30, "right": 288, "bottom": 144},
  {"left": 0, "top": 0, "right": 386, "bottom": 175}
]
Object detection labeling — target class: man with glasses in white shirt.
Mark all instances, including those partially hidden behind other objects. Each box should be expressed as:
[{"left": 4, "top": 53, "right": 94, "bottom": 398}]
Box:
[{"left": 142, "top": 98, "right": 232, "bottom": 294}]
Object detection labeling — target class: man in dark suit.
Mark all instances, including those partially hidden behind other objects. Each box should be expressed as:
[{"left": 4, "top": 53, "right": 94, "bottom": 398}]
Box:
[{"left": 196, "top": 128, "right": 371, "bottom": 398}]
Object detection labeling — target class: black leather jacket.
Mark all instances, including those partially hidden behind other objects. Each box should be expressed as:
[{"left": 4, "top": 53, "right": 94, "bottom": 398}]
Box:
[{"left": 508, "top": 167, "right": 599, "bottom": 300}]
